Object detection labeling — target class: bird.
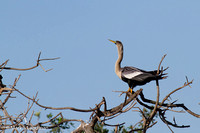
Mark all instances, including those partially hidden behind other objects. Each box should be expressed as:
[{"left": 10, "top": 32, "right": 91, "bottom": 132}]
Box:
[{"left": 109, "top": 39, "right": 166, "bottom": 93}]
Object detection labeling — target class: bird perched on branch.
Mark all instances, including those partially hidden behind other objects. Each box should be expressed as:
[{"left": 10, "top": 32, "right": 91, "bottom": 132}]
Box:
[{"left": 109, "top": 40, "right": 166, "bottom": 93}]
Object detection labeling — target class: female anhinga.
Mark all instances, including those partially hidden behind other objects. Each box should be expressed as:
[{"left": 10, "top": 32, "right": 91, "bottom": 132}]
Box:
[{"left": 109, "top": 40, "right": 165, "bottom": 93}]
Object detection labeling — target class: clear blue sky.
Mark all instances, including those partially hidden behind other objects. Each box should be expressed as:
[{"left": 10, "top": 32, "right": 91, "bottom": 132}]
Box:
[{"left": 1, "top": 1, "right": 200, "bottom": 132}]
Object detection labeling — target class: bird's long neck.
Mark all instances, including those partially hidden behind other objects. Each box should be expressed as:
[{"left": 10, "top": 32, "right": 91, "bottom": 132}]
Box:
[{"left": 115, "top": 44, "right": 123, "bottom": 78}]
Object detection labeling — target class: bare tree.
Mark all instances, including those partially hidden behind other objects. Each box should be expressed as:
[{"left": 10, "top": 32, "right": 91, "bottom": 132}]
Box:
[{"left": 0, "top": 54, "right": 199, "bottom": 133}]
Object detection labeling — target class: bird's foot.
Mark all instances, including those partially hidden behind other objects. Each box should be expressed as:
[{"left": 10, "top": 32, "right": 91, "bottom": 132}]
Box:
[{"left": 127, "top": 87, "right": 133, "bottom": 94}]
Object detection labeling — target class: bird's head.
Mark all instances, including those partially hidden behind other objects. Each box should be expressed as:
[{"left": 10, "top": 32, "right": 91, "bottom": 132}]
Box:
[{"left": 108, "top": 39, "right": 122, "bottom": 46}]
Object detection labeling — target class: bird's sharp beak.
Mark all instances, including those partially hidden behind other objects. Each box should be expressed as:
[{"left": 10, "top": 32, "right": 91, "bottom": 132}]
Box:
[{"left": 108, "top": 39, "right": 116, "bottom": 44}]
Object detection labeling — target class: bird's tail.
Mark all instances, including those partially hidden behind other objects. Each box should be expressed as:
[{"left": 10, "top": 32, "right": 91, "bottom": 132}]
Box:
[{"left": 148, "top": 69, "right": 168, "bottom": 80}]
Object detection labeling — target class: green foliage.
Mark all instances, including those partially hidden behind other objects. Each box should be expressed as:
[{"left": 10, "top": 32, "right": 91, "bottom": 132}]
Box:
[
  {"left": 34, "top": 112, "right": 74, "bottom": 133},
  {"left": 46, "top": 113, "right": 53, "bottom": 119},
  {"left": 110, "top": 108, "right": 158, "bottom": 133},
  {"left": 33, "top": 107, "right": 157, "bottom": 133},
  {"left": 94, "top": 122, "right": 109, "bottom": 133},
  {"left": 116, "top": 125, "right": 129, "bottom": 133},
  {"left": 46, "top": 113, "right": 74, "bottom": 133},
  {"left": 34, "top": 110, "right": 41, "bottom": 120},
  {"left": 141, "top": 107, "right": 158, "bottom": 124},
  {"left": 133, "top": 107, "right": 158, "bottom": 133}
]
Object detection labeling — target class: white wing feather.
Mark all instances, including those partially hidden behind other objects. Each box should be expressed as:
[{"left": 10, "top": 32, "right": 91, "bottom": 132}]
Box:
[{"left": 123, "top": 71, "right": 143, "bottom": 79}]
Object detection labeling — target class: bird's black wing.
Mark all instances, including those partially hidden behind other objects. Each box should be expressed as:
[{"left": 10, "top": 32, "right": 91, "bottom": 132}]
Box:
[{"left": 121, "top": 66, "right": 156, "bottom": 82}]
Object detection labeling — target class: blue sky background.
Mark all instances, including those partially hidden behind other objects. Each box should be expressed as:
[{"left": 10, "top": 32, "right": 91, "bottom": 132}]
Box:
[{"left": 1, "top": 1, "right": 200, "bottom": 132}]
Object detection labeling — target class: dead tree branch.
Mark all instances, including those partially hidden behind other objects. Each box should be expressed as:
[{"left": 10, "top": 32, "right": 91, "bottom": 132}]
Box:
[
  {"left": 0, "top": 52, "right": 60, "bottom": 72},
  {"left": 1, "top": 54, "right": 199, "bottom": 133}
]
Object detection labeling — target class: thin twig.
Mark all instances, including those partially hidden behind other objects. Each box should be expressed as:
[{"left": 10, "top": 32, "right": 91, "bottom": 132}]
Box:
[{"left": 1, "top": 52, "right": 59, "bottom": 72}]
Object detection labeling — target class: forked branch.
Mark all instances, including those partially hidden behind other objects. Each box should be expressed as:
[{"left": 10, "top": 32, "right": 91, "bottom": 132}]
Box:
[{"left": 0, "top": 52, "right": 60, "bottom": 72}]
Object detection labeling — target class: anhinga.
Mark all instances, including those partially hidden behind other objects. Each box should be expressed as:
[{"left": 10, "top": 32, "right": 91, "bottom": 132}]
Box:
[{"left": 109, "top": 40, "right": 165, "bottom": 93}]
